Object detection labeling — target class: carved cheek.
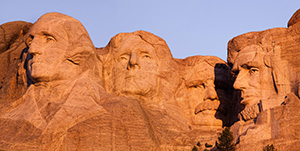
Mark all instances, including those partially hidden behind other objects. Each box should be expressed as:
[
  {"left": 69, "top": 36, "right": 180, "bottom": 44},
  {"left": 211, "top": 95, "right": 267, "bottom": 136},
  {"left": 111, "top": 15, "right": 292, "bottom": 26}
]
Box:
[
  {"left": 142, "top": 59, "right": 158, "bottom": 70},
  {"left": 248, "top": 70, "right": 261, "bottom": 89},
  {"left": 115, "top": 62, "right": 127, "bottom": 71}
]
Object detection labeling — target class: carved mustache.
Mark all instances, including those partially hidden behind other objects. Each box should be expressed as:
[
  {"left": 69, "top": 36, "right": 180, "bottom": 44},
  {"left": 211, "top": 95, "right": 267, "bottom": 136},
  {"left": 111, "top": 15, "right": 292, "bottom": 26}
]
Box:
[{"left": 194, "top": 100, "right": 220, "bottom": 114}]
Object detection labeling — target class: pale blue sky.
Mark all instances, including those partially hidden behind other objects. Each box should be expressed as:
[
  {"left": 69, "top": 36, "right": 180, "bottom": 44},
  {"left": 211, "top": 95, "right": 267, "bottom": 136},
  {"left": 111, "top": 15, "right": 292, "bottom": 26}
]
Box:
[{"left": 1, "top": 1, "right": 299, "bottom": 61}]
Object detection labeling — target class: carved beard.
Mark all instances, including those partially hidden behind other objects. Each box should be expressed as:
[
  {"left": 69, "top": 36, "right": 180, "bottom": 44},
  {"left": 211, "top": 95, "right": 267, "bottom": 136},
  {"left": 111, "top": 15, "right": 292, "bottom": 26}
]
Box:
[{"left": 240, "top": 103, "right": 261, "bottom": 121}]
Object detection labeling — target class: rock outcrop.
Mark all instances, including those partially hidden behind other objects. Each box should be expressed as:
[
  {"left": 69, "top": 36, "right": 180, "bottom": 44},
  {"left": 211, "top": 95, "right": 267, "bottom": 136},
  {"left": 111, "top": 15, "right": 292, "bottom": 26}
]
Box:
[
  {"left": 1, "top": 8, "right": 300, "bottom": 151},
  {"left": 0, "top": 21, "right": 32, "bottom": 115},
  {"left": 228, "top": 8, "right": 300, "bottom": 151},
  {"left": 0, "top": 13, "right": 233, "bottom": 151}
]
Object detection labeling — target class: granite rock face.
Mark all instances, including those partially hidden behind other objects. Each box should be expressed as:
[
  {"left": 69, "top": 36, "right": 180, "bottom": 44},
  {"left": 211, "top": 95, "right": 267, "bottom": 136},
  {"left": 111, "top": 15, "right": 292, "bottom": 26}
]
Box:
[
  {"left": 0, "top": 21, "right": 32, "bottom": 115},
  {"left": 0, "top": 13, "right": 233, "bottom": 151},
  {"left": 228, "top": 9, "right": 300, "bottom": 151},
  {"left": 1, "top": 9, "right": 300, "bottom": 151}
]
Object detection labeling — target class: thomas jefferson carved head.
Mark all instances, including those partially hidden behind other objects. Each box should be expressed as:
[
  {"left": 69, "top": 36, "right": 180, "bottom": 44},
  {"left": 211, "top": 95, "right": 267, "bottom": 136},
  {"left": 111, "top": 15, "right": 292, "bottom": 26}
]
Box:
[
  {"left": 25, "top": 12, "right": 95, "bottom": 84},
  {"left": 102, "top": 31, "right": 174, "bottom": 98}
]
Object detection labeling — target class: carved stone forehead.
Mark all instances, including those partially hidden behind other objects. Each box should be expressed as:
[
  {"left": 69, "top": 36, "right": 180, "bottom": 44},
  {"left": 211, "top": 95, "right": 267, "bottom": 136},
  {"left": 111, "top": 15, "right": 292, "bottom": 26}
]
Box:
[
  {"left": 109, "top": 31, "right": 173, "bottom": 61},
  {"left": 112, "top": 34, "right": 154, "bottom": 54},
  {"left": 184, "top": 56, "right": 226, "bottom": 82},
  {"left": 28, "top": 12, "right": 95, "bottom": 59},
  {"left": 187, "top": 62, "right": 215, "bottom": 82},
  {"left": 29, "top": 13, "right": 69, "bottom": 39},
  {"left": 233, "top": 45, "right": 265, "bottom": 69},
  {"left": 29, "top": 12, "right": 92, "bottom": 45}
]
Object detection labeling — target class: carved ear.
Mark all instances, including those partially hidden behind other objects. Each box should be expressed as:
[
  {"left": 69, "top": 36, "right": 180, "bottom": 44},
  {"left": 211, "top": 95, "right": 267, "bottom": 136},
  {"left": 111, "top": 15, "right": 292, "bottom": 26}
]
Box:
[
  {"left": 66, "top": 34, "right": 94, "bottom": 65},
  {"left": 67, "top": 51, "right": 91, "bottom": 65}
]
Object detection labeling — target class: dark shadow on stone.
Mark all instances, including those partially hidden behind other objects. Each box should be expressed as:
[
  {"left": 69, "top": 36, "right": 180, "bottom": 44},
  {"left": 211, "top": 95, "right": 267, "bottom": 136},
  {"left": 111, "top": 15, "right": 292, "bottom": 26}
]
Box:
[
  {"left": 22, "top": 47, "right": 33, "bottom": 87},
  {"left": 214, "top": 63, "right": 239, "bottom": 127}
]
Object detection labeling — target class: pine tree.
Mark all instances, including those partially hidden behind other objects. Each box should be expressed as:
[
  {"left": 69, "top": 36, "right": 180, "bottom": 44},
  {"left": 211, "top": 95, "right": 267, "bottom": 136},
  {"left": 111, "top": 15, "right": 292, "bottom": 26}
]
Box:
[
  {"left": 263, "top": 144, "right": 277, "bottom": 151},
  {"left": 192, "top": 145, "right": 198, "bottom": 151},
  {"left": 216, "top": 127, "right": 236, "bottom": 151}
]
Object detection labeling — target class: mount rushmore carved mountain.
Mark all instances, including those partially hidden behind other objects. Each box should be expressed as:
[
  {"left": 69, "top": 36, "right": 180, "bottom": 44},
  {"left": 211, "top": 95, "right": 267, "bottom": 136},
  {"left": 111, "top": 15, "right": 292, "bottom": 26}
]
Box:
[{"left": 0, "top": 9, "right": 300, "bottom": 151}]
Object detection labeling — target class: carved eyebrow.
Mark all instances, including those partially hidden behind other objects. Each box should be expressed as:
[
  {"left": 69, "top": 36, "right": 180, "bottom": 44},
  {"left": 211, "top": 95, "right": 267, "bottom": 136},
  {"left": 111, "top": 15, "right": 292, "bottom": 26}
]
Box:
[
  {"left": 140, "top": 51, "right": 151, "bottom": 56},
  {"left": 119, "top": 52, "right": 130, "bottom": 56},
  {"left": 241, "top": 61, "right": 260, "bottom": 69},
  {"left": 117, "top": 53, "right": 130, "bottom": 60},
  {"left": 140, "top": 51, "right": 149, "bottom": 54},
  {"left": 186, "top": 80, "right": 205, "bottom": 87},
  {"left": 40, "top": 31, "right": 55, "bottom": 38}
]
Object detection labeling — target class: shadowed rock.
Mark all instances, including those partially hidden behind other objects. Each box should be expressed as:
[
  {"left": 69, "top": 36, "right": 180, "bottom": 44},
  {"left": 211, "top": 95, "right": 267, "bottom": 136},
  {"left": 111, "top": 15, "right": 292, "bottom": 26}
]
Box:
[{"left": 0, "top": 21, "right": 32, "bottom": 115}]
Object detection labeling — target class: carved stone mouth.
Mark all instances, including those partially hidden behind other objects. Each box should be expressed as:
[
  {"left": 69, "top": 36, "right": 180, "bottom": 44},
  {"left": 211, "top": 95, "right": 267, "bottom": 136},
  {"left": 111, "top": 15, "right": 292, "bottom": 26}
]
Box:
[{"left": 194, "top": 100, "right": 220, "bottom": 114}]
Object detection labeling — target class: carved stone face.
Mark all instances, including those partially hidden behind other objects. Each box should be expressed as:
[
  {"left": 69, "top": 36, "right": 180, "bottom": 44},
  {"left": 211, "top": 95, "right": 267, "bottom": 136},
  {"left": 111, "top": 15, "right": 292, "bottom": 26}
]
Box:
[
  {"left": 185, "top": 60, "right": 223, "bottom": 127},
  {"left": 25, "top": 13, "right": 93, "bottom": 84},
  {"left": 26, "top": 22, "right": 69, "bottom": 83},
  {"left": 112, "top": 36, "right": 159, "bottom": 97},
  {"left": 231, "top": 45, "right": 277, "bottom": 116}
]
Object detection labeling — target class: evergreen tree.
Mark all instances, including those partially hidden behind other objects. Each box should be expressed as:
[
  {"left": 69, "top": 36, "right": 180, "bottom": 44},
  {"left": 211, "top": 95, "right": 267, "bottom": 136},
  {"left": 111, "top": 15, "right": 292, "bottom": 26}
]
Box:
[
  {"left": 197, "top": 141, "right": 201, "bottom": 147},
  {"left": 263, "top": 144, "right": 277, "bottom": 151},
  {"left": 216, "top": 127, "right": 236, "bottom": 151},
  {"left": 192, "top": 145, "right": 198, "bottom": 151}
]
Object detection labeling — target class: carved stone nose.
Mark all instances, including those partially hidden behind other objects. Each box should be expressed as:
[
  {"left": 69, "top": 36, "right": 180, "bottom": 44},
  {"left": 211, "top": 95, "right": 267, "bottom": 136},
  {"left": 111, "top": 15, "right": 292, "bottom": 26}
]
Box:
[
  {"left": 204, "top": 86, "right": 218, "bottom": 101},
  {"left": 28, "top": 40, "right": 42, "bottom": 56},
  {"left": 233, "top": 70, "right": 248, "bottom": 90},
  {"left": 127, "top": 53, "right": 140, "bottom": 70}
]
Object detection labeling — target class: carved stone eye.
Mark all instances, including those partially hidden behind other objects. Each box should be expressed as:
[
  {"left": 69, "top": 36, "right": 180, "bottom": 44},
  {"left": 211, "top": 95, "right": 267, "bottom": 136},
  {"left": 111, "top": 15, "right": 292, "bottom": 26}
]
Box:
[
  {"left": 143, "top": 54, "right": 151, "bottom": 59},
  {"left": 189, "top": 83, "right": 205, "bottom": 89},
  {"left": 249, "top": 67, "right": 259, "bottom": 75},
  {"left": 25, "top": 35, "right": 34, "bottom": 47},
  {"left": 198, "top": 84, "right": 205, "bottom": 89},
  {"left": 141, "top": 52, "right": 151, "bottom": 59},
  {"left": 230, "top": 70, "right": 239, "bottom": 78},
  {"left": 119, "top": 54, "right": 129, "bottom": 61},
  {"left": 45, "top": 35, "right": 55, "bottom": 43},
  {"left": 120, "top": 56, "right": 127, "bottom": 60}
]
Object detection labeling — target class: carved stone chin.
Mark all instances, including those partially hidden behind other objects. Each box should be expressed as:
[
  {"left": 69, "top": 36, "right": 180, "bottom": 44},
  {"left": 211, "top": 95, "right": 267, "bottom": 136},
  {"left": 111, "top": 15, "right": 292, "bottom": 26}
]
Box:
[{"left": 240, "top": 103, "right": 260, "bottom": 121}]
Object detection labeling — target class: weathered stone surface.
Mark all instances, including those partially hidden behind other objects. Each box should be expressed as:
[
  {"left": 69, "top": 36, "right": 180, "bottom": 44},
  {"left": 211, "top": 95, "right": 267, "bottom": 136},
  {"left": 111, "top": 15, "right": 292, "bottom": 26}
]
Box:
[
  {"left": 0, "top": 13, "right": 233, "bottom": 151},
  {"left": 288, "top": 8, "right": 300, "bottom": 27},
  {"left": 228, "top": 9, "right": 300, "bottom": 151},
  {"left": 231, "top": 93, "right": 300, "bottom": 151},
  {"left": 0, "top": 12, "right": 105, "bottom": 150},
  {"left": 2, "top": 9, "right": 300, "bottom": 151},
  {"left": 98, "top": 31, "right": 234, "bottom": 150},
  {"left": 0, "top": 21, "right": 32, "bottom": 115},
  {"left": 101, "top": 30, "right": 182, "bottom": 102},
  {"left": 178, "top": 55, "right": 236, "bottom": 128},
  {"left": 0, "top": 21, "right": 31, "bottom": 54}
]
